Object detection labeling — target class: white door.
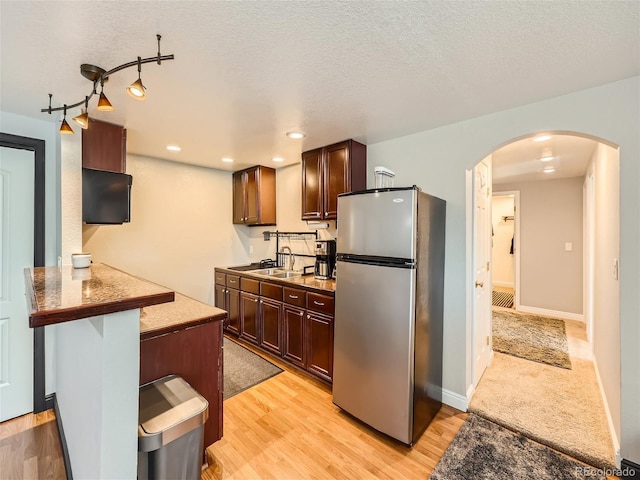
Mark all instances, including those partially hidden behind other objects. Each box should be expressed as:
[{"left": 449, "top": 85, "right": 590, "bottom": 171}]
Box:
[
  {"left": 472, "top": 158, "right": 492, "bottom": 385},
  {"left": 0, "top": 146, "right": 35, "bottom": 421}
]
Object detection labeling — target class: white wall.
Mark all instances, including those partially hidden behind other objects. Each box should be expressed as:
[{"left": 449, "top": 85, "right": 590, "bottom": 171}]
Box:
[
  {"left": 366, "top": 76, "right": 639, "bottom": 463},
  {"left": 83, "top": 154, "right": 245, "bottom": 303},
  {"left": 491, "top": 195, "right": 515, "bottom": 288},
  {"left": 0, "top": 111, "right": 60, "bottom": 395},
  {"left": 587, "top": 142, "right": 621, "bottom": 449},
  {"left": 496, "top": 177, "right": 584, "bottom": 315}
]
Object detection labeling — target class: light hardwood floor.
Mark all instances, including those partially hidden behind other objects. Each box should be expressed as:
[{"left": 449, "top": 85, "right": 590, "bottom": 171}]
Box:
[
  {"left": 203, "top": 341, "right": 467, "bottom": 480},
  {"left": 0, "top": 409, "right": 66, "bottom": 479}
]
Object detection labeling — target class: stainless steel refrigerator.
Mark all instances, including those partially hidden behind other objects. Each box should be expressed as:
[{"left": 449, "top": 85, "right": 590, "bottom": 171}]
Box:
[{"left": 333, "top": 186, "right": 446, "bottom": 446}]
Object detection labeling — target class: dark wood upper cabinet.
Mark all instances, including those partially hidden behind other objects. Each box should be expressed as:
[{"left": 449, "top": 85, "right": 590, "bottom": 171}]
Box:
[
  {"left": 232, "top": 165, "right": 276, "bottom": 226},
  {"left": 301, "top": 148, "right": 323, "bottom": 220},
  {"left": 301, "top": 139, "right": 366, "bottom": 220},
  {"left": 82, "top": 119, "right": 127, "bottom": 173}
]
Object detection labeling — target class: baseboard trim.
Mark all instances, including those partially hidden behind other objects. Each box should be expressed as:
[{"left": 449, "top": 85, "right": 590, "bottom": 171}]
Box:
[
  {"left": 442, "top": 387, "right": 469, "bottom": 412},
  {"left": 44, "top": 393, "right": 54, "bottom": 411},
  {"left": 53, "top": 394, "right": 73, "bottom": 480},
  {"left": 517, "top": 305, "right": 584, "bottom": 322},
  {"left": 621, "top": 459, "right": 640, "bottom": 479},
  {"left": 593, "top": 355, "right": 621, "bottom": 467}
]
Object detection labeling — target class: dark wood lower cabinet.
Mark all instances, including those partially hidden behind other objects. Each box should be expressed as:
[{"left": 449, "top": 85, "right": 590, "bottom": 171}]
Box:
[
  {"left": 216, "top": 269, "right": 334, "bottom": 383},
  {"left": 139, "top": 321, "right": 223, "bottom": 453},
  {"left": 307, "top": 312, "right": 334, "bottom": 382},
  {"left": 240, "top": 292, "right": 259, "bottom": 344},
  {"left": 283, "top": 305, "right": 305, "bottom": 368},
  {"left": 226, "top": 288, "right": 240, "bottom": 335},
  {"left": 260, "top": 298, "right": 282, "bottom": 355}
]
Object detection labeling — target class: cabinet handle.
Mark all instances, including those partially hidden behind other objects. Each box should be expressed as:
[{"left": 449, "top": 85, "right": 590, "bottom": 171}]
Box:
[
  {"left": 229, "top": 279, "right": 237, "bottom": 284},
  {"left": 313, "top": 301, "right": 325, "bottom": 306},
  {"left": 289, "top": 295, "right": 298, "bottom": 299},
  {"left": 254, "top": 298, "right": 258, "bottom": 303},
  {"left": 307, "top": 315, "right": 311, "bottom": 319}
]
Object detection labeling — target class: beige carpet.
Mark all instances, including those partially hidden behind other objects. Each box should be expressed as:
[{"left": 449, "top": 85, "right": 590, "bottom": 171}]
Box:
[
  {"left": 493, "top": 308, "right": 572, "bottom": 369},
  {"left": 469, "top": 352, "right": 615, "bottom": 470}
]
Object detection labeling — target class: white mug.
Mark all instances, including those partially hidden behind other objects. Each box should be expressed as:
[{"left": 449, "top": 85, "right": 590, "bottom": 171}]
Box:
[{"left": 71, "top": 253, "right": 92, "bottom": 268}]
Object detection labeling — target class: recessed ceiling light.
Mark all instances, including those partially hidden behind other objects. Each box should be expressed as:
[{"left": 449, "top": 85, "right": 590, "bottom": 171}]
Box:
[
  {"left": 534, "top": 135, "right": 551, "bottom": 142},
  {"left": 166, "top": 145, "right": 181, "bottom": 152},
  {"left": 286, "top": 131, "right": 305, "bottom": 139},
  {"left": 222, "top": 157, "right": 234, "bottom": 163},
  {"left": 543, "top": 166, "right": 556, "bottom": 173},
  {"left": 272, "top": 157, "right": 284, "bottom": 163}
]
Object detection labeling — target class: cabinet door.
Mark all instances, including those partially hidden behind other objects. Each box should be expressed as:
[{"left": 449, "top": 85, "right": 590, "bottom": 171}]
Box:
[
  {"left": 301, "top": 148, "right": 323, "bottom": 220},
  {"left": 306, "top": 312, "right": 334, "bottom": 382},
  {"left": 240, "top": 292, "right": 259, "bottom": 345},
  {"left": 283, "top": 305, "right": 305, "bottom": 368},
  {"left": 260, "top": 298, "right": 282, "bottom": 355},
  {"left": 244, "top": 167, "right": 259, "bottom": 224},
  {"left": 82, "top": 119, "right": 127, "bottom": 173},
  {"left": 227, "top": 288, "right": 240, "bottom": 336},
  {"left": 232, "top": 171, "right": 245, "bottom": 224},
  {"left": 323, "top": 141, "right": 350, "bottom": 220},
  {"left": 214, "top": 283, "right": 226, "bottom": 310}
]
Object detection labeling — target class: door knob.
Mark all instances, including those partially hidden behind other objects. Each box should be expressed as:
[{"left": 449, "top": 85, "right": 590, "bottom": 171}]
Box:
[{"left": 475, "top": 281, "right": 484, "bottom": 288}]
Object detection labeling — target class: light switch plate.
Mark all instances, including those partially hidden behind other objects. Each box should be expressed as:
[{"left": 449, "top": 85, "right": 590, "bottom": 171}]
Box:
[{"left": 565, "top": 242, "right": 572, "bottom": 251}]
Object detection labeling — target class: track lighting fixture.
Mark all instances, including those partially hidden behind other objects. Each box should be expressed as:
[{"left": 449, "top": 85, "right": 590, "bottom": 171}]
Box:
[
  {"left": 42, "top": 34, "right": 174, "bottom": 134},
  {"left": 126, "top": 57, "right": 146, "bottom": 100},
  {"left": 72, "top": 97, "right": 90, "bottom": 129},
  {"left": 59, "top": 105, "right": 74, "bottom": 134}
]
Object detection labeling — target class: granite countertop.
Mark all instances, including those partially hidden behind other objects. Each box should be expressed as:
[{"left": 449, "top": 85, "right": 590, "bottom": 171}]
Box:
[
  {"left": 25, "top": 263, "right": 175, "bottom": 328},
  {"left": 140, "top": 292, "right": 226, "bottom": 340},
  {"left": 216, "top": 266, "right": 336, "bottom": 293}
]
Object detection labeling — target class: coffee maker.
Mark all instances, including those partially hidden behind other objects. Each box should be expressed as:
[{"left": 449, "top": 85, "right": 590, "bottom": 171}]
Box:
[{"left": 314, "top": 240, "right": 336, "bottom": 280}]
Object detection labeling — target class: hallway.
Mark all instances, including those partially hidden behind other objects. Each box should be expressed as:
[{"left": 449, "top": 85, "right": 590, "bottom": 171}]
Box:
[{"left": 470, "top": 314, "right": 615, "bottom": 470}]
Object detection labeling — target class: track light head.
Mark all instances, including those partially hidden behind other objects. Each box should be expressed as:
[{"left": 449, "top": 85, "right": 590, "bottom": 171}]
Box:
[
  {"left": 127, "top": 57, "right": 146, "bottom": 100},
  {"left": 59, "top": 105, "right": 74, "bottom": 134},
  {"left": 72, "top": 111, "right": 89, "bottom": 129},
  {"left": 72, "top": 97, "right": 90, "bottom": 129},
  {"left": 127, "top": 79, "right": 146, "bottom": 100},
  {"left": 97, "top": 92, "right": 114, "bottom": 111},
  {"left": 97, "top": 78, "right": 114, "bottom": 111}
]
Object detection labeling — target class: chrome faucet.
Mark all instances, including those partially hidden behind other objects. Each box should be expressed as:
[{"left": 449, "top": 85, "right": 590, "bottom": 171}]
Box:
[{"left": 279, "top": 246, "right": 295, "bottom": 271}]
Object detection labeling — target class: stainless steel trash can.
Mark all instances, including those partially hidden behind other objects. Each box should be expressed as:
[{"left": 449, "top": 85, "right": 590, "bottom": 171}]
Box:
[{"left": 138, "top": 375, "right": 209, "bottom": 480}]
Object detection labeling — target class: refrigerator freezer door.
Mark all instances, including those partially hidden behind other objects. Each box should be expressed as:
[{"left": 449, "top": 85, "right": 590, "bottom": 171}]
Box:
[
  {"left": 337, "top": 189, "right": 417, "bottom": 259},
  {"left": 333, "top": 260, "right": 416, "bottom": 444}
]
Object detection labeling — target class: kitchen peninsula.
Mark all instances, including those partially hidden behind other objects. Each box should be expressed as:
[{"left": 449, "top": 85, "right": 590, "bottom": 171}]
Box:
[{"left": 25, "top": 263, "right": 175, "bottom": 479}]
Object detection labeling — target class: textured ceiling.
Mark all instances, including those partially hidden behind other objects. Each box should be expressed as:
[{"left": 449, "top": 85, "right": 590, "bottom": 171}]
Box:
[{"left": 1, "top": 1, "right": 638, "bottom": 173}]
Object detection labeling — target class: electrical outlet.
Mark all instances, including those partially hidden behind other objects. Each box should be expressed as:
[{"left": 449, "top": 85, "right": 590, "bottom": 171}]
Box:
[
  {"left": 565, "top": 242, "right": 572, "bottom": 251},
  {"left": 249, "top": 245, "right": 254, "bottom": 255}
]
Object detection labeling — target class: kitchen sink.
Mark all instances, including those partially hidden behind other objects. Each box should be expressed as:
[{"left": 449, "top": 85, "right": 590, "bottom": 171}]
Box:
[
  {"left": 250, "top": 268, "right": 285, "bottom": 275},
  {"left": 269, "top": 271, "right": 302, "bottom": 279}
]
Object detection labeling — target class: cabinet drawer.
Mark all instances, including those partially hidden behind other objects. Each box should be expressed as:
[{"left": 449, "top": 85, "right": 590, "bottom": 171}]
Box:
[
  {"left": 283, "top": 287, "right": 306, "bottom": 307},
  {"left": 307, "top": 292, "right": 334, "bottom": 316},
  {"left": 241, "top": 277, "right": 260, "bottom": 294},
  {"left": 215, "top": 272, "right": 226, "bottom": 285},
  {"left": 261, "top": 282, "right": 283, "bottom": 301},
  {"left": 226, "top": 275, "right": 241, "bottom": 289}
]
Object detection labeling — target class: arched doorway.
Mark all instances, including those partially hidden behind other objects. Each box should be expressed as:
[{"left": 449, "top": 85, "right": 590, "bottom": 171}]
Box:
[{"left": 469, "top": 130, "right": 621, "bottom": 468}]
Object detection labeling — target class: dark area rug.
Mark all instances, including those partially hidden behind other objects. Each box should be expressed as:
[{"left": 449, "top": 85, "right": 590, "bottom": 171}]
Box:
[
  {"left": 430, "top": 414, "right": 606, "bottom": 480},
  {"left": 223, "top": 337, "right": 283, "bottom": 400},
  {"left": 492, "top": 308, "right": 571, "bottom": 369}
]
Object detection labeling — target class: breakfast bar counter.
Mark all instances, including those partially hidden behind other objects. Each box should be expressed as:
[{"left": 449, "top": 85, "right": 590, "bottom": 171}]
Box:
[{"left": 25, "top": 263, "right": 175, "bottom": 480}]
